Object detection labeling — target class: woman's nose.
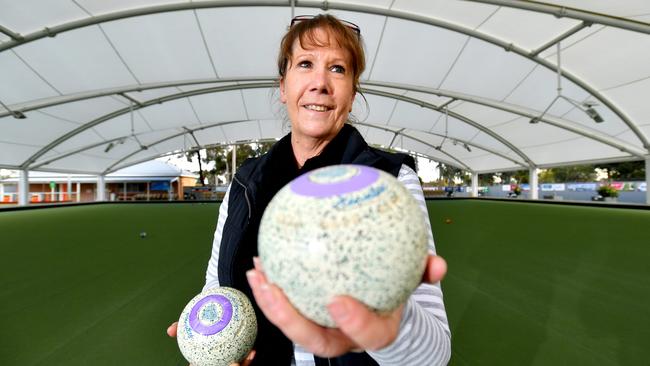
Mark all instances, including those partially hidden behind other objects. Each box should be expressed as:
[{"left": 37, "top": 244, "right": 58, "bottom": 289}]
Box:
[{"left": 309, "top": 69, "right": 330, "bottom": 94}]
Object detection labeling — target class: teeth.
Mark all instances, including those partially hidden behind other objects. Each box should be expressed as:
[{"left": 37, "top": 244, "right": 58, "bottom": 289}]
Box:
[{"left": 305, "top": 105, "right": 329, "bottom": 112}]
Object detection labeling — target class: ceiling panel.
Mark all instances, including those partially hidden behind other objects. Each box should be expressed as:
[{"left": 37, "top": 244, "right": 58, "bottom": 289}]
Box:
[
  {"left": 522, "top": 137, "right": 629, "bottom": 166},
  {"left": 193, "top": 126, "right": 227, "bottom": 147},
  {"left": 13, "top": 26, "right": 137, "bottom": 94},
  {"left": 451, "top": 101, "right": 521, "bottom": 128},
  {"left": 259, "top": 119, "right": 287, "bottom": 140},
  {"left": 198, "top": 7, "right": 289, "bottom": 77},
  {"left": 0, "top": 51, "right": 60, "bottom": 105},
  {"left": 392, "top": 0, "right": 497, "bottom": 30},
  {"left": 558, "top": 26, "right": 650, "bottom": 90},
  {"left": 477, "top": 7, "right": 579, "bottom": 51},
  {"left": 0, "top": 141, "right": 42, "bottom": 167},
  {"left": 92, "top": 112, "right": 153, "bottom": 140},
  {"left": 137, "top": 98, "right": 200, "bottom": 130},
  {"left": 242, "top": 88, "right": 281, "bottom": 121},
  {"left": 370, "top": 17, "right": 468, "bottom": 86},
  {"left": 102, "top": 11, "right": 217, "bottom": 83},
  {"left": 221, "top": 121, "right": 262, "bottom": 142},
  {"left": 0, "top": 111, "right": 77, "bottom": 146},
  {"left": 440, "top": 37, "right": 536, "bottom": 101},
  {"left": 504, "top": 65, "right": 591, "bottom": 116},
  {"left": 0, "top": 0, "right": 86, "bottom": 34},
  {"left": 491, "top": 117, "right": 581, "bottom": 148}
]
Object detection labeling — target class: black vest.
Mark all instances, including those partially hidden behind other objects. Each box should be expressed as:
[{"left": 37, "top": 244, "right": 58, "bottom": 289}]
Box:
[{"left": 218, "top": 125, "right": 415, "bottom": 365}]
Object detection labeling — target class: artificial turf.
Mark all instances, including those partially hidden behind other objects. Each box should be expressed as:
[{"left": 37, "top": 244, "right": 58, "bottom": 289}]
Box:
[
  {"left": 1, "top": 200, "right": 648, "bottom": 365},
  {"left": 428, "top": 200, "right": 650, "bottom": 366},
  {"left": 0, "top": 203, "right": 219, "bottom": 365}
]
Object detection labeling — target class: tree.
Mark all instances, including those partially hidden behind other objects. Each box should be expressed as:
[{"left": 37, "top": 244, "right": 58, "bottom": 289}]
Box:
[
  {"left": 183, "top": 141, "right": 275, "bottom": 185},
  {"left": 538, "top": 169, "right": 555, "bottom": 183},
  {"left": 549, "top": 165, "right": 597, "bottom": 182},
  {"left": 594, "top": 161, "right": 645, "bottom": 181},
  {"left": 436, "top": 163, "right": 463, "bottom": 185}
]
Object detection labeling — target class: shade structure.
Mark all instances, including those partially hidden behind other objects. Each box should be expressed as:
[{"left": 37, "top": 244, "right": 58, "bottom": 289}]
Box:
[{"left": 1, "top": 0, "right": 649, "bottom": 175}]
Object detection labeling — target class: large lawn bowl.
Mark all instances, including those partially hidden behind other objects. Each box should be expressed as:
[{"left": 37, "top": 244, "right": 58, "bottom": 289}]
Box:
[
  {"left": 258, "top": 164, "right": 428, "bottom": 327},
  {"left": 177, "top": 287, "right": 257, "bottom": 366}
]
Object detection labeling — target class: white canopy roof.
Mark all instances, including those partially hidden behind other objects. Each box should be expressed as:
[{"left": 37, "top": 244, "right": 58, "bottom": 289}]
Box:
[
  {"left": 1, "top": 0, "right": 649, "bottom": 175},
  {"left": 0, "top": 160, "right": 197, "bottom": 183}
]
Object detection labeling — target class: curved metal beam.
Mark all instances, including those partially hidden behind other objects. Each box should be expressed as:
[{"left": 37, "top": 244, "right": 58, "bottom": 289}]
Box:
[
  {"left": 1, "top": 1, "right": 646, "bottom": 150},
  {"left": 106, "top": 127, "right": 471, "bottom": 174},
  {"left": 364, "top": 89, "right": 535, "bottom": 167},
  {"left": 464, "top": 0, "right": 650, "bottom": 35},
  {"left": 0, "top": 77, "right": 275, "bottom": 118},
  {"left": 22, "top": 80, "right": 646, "bottom": 177},
  {"left": 20, "top": 82, "right": 273, "bottom": 169},
  {"left": 21, "top": 82, "right": 532, "bottom": 172},
  {"left": 32, "top": 112, "right": 524, "bottom": 174},
  {"left": 353, "top": 121, "right": 526, "bottom": 170},
  {"left": 6, "top": 76, "right": 646, "bottom": 160},
  {"left": 363, "top": 80, "right": 648, "bottom": 158},
  {"left": 102, "top": 119, "right": 252, "bottom": 174}
]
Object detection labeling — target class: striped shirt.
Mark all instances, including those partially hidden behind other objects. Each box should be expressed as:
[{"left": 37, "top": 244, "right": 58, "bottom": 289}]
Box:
[{"left": 204, "top": 164, "right": 451, "bottom": 365}]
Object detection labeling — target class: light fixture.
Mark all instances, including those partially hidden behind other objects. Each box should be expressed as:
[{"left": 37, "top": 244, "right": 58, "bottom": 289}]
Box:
[
  {"left": 128, "top": 101, "right": 148, "bottom": 150},
  {"left": 530, "top": 42, "right": 604, "bottom": 124},
  {"left": 463, "top": 143, "right": 472, "bottom": 152},
  {"left": 104, "top": 142, "right": 115, "bottom": 153},
  {"left": 435, "top": 107, "right": 450, "bottom": 151}
]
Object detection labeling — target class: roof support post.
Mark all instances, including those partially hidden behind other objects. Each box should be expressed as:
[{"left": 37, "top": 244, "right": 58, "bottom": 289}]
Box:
[
  {"left": 645, "top": 156, "right": 650, "bottom": 205},
  {"left": 18, "top": 170, "right": 29, "bottom": 206},
  {"left": 529, "top": 167, "right": 539, "bottom": 200},
  {"left": 471, "top": 172, "right": 479, "bottom": 198},
  {"left": 231, "top": 145, "right": 237, "bottom": 182},
  {"left": 96, "top": 175, "right": 106, "bottom": 201}
]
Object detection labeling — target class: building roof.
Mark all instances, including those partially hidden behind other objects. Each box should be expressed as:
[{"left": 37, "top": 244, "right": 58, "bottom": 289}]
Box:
[
  {"left": 1, "top": 1, "right": 649, "bottom": 175},
  {"left": 0, "top": 160, "right": 197, "bottom": 183}
]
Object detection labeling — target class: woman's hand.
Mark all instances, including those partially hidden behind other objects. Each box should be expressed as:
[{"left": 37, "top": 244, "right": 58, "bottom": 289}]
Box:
[
  {"left": 166, "top": 322, "right": 256, "bottom": 366},
  {"left": 246, "top": 255, "right": 447, "bottom": 357}
]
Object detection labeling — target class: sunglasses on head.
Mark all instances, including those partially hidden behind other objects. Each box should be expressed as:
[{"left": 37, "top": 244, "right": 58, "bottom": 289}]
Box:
[{"left": 290, "top": 15, "right": 361, "bottom": 38}]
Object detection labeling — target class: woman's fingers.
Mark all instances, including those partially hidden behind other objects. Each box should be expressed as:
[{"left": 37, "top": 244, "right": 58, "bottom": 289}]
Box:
[
  {"left": 328, "top": 296, "right": 402, "bottom": 351},
  {"left": 246, "top": 268, "right": 353, "bottom": 357},
  {"left": 167, "top": 322, "right": 178, "bottom": 337},
  {"left": 230, "top": 350, "right": 256, "bottom": 366},
  {"left": 422, "top": 255, "right": 447, "bottom": 284}
]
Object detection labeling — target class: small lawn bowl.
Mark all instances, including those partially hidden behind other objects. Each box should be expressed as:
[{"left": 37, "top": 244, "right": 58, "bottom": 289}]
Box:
[
  {"left": 258, "top": 164, "right": 428, "bottom": 327},
  {"left": 177, "top": 287, "right": 257, "bottom": 366}
]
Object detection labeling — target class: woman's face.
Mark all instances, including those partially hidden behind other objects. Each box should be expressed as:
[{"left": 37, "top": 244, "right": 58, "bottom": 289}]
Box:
[{"left": 280, "top": 28, "right": 355, "bottom": 143}]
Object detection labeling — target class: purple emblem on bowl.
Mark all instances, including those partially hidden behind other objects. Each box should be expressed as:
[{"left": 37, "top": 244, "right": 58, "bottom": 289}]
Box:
[
  {"left": 290, "top": 165, "right": 379, "bottom": 198},
  {"left": 189, "top": 294, "right": 233, "bottom": 336}
]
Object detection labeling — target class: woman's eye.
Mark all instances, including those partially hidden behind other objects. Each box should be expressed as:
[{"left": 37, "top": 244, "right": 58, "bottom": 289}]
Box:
[
  {"left": 298, "top": 61, "right": 312, "bottom": 68},
  {"left": 331, "top": 65, "right": 346, "bottom": 74}
]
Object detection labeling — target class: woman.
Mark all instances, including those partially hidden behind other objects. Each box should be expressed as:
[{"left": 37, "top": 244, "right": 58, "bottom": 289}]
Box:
[{"left": 169, "top": 14, "right": 451, "bottom": 366}]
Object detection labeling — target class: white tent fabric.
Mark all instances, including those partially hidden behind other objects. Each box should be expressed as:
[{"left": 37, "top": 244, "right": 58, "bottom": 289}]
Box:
[{"left": 1, "top": 0, "right": 649, "bottom": 176}]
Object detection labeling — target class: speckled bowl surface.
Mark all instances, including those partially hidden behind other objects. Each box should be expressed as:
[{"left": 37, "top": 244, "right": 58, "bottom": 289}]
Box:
[
  {"left": 177, "top": 287, "right": 257, "bottom": 366},
  {"left": 258, "top": 164, "right": 428, "bottom": 327}
]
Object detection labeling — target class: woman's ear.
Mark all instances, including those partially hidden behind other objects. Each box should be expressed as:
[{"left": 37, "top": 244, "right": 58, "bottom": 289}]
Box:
[{"left": 279, "top": 78, "right": 287, "bottom": 104}]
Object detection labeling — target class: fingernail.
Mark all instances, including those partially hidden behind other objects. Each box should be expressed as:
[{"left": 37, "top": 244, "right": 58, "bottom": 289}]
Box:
[
  {"left": 247, "top": 350, "right": 256, "bottom": 361},
  {"left": 246, "top": 270, "right": 259, "bottom": 287},
  {"left": 253, "top": 256, "right": 262, "bottom": 270},
  {"left": 328, "top": 300, "right": 349, "bottom": 321}
]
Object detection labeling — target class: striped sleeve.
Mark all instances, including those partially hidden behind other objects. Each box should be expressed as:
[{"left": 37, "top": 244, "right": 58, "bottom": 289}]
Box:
[
  {"left": 366, "top": 164, "right": 451, "bottom": 365},
  {"left": 203, "top": 183, "right": 232, "bottom": 291}
]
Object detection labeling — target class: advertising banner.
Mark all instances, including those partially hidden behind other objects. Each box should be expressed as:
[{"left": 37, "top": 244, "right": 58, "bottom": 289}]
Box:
[
  {"left": 541, "top": 183, "right": 565, "bottom": 191},
  {"left": 567, "top": 183, "right": 597, "bottom": 191}
]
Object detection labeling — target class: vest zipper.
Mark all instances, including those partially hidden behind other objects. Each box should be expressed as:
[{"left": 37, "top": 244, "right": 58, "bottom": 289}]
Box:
[{"left": 233, "top": 175, "right": 251, "bottom": 220}]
